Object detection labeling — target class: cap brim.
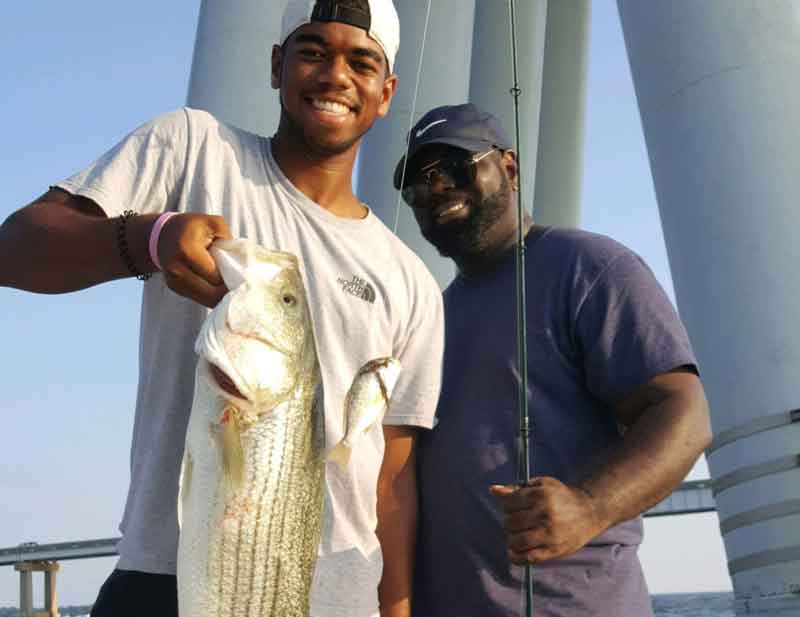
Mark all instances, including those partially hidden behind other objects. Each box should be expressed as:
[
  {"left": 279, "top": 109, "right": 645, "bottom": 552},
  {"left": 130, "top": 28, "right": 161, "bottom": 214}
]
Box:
[{"left": 392, "top": 136, "right": 497, "bottom": 189}]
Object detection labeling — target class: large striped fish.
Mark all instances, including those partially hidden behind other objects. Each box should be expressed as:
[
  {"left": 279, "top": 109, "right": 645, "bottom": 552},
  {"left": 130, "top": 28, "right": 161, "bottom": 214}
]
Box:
[{"left": 176, "top": 239, "right": 400, "bottom": 617}]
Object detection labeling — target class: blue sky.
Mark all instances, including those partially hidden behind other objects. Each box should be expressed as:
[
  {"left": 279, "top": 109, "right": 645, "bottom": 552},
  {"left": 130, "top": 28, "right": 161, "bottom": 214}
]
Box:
[{"left": 0, "top": 0, "right": 730, "bottom": 606}]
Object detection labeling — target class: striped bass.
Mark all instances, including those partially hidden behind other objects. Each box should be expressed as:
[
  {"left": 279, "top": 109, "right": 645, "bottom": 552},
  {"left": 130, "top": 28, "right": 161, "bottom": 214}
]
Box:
[{"left": 177, "top": 239, "right": 400, "bottom": 617}]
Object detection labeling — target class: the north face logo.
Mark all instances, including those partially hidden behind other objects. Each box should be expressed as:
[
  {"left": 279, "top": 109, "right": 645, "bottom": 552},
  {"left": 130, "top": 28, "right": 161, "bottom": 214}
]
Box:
[{"left": 337, "top": 275, "right": 376, "bottom": 304}]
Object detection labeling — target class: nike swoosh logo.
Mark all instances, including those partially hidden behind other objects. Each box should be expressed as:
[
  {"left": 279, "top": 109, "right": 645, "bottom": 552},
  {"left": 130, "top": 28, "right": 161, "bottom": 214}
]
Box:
[{"left": 416, "top": 119, "right": 447, "bottom": 138}]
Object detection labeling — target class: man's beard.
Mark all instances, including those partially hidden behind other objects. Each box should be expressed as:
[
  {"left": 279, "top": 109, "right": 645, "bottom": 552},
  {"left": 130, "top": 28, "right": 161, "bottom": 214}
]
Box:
[
  {"left": 279, "top": 105, "right": 361, "bottom": 157},
  {"left": 423, "top": 176, "right": 511, "bottom": 259}
]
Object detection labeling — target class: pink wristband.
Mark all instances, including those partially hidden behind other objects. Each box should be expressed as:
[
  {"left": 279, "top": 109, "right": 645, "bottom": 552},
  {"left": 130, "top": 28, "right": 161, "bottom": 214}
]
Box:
[{"left": 148, "top": 212, "right": 179, "bottom": 271}]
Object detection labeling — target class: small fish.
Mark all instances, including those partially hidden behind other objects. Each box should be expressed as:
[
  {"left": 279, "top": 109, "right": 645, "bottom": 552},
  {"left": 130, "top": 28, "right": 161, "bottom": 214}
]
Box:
[{"left": 328, "top": 358, "right": 402, "bottom": 468}]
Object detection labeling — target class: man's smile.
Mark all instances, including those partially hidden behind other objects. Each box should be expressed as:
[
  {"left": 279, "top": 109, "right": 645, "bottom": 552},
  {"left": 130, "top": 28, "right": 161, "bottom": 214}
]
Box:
[
  {"left": 304, "top": 96, "right": 357, "bottom": 125},
  {"left": 434, "top": 201, "right": 467, "bottom": 223},
  {"left": 427, "top": 195, "right": 472, "bottom": 225}
]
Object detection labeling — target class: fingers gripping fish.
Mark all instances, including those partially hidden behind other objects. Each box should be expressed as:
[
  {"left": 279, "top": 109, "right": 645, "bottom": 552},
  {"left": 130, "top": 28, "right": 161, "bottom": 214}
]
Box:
[{"left": 176, "top": 239, "right": 401, "bottom": 617}]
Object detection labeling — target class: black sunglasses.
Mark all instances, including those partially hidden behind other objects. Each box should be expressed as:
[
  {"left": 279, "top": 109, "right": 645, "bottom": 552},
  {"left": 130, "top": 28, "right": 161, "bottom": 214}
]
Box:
[{"left": 401, "top": 148, "right": 498, "bottom": 206}]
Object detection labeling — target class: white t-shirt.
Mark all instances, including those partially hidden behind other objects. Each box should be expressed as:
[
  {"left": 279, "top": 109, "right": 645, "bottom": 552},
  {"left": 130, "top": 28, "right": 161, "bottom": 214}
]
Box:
[{"left": 57, "top": 107, "right": 444, "bottom": 617}]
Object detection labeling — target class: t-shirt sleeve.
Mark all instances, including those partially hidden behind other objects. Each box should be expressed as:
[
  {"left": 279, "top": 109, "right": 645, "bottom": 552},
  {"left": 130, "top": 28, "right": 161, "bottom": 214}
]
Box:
[
  {"left": 383, "top": 273, "right": 444, "bottom": 429},
  {"left": 576, "top": 251, "right": 698, "bottom": 404},
  {"left": 54, "top": 108, "right": 190, "bottom": 218}
]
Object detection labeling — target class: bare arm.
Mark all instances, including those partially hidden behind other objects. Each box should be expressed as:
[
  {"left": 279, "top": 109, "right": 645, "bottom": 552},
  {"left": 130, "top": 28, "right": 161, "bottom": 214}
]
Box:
[
  {"left": 0, "top": 188, "right": 231, "bottom": 307},
  {"left": 492, "top": 368, "right": 711, "bottom": 564},
  {"left": 0, "top": 188, "right": 151, "bottom": 292},
  {"left": 580, "top": 368, "right": 711, "bottom": 530},
  {"left": 376, "top": 425, "right": 419, "bottom": 617}
]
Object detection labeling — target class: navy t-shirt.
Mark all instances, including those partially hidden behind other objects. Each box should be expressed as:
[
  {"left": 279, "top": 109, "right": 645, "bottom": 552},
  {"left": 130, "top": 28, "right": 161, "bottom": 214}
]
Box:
[{"left": 414, "top": 227, "right": 698, "bottom": 617}]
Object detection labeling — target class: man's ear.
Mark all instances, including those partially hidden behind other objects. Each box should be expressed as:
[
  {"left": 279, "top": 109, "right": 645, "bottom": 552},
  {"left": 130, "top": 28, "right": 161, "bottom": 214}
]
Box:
[
  {"left": 503, "top": 150, "right": 519, "bottom": 190},
  {"left": 270, "top": 44, "right": 283, "bottom": 90},
  {"left": 377, "top": 74, "right": 399, "bottom": 118}
]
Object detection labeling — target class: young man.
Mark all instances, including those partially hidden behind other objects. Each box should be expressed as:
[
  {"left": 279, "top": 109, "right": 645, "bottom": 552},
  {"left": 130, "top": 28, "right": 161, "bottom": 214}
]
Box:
[
  {"left": 395, "top": 103, "right": 711, "bottom": 616},
  {"left": 0, "top": 2, "right": 443, "bottom": 617}
]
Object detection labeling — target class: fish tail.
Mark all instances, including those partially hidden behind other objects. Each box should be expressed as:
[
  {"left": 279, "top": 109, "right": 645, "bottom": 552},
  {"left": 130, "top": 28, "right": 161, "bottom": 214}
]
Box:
[
  {"left": 220, "top": 406, "right": 246, "bottom": 492},
  {"left": 326, "top": 440, "right": 352, "bottom": 468}
]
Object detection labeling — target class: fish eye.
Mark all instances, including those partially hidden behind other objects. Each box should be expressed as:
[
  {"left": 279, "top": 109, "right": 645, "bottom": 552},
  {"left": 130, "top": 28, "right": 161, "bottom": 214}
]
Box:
[{"left": 282, "top": 292, "right": 297, "bottom": 307}]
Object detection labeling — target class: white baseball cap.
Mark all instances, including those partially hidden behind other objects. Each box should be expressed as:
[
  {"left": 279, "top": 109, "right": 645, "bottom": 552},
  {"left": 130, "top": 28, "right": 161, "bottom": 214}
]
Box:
[{"left": 280, "top": 0, "right": 400, "bottom": 73}]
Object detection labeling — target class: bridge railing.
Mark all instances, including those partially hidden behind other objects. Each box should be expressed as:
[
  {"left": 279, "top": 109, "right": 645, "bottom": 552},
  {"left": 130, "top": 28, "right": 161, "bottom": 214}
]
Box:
[{"left": 0, "top": 538, "right": 119, "bottom": 567}]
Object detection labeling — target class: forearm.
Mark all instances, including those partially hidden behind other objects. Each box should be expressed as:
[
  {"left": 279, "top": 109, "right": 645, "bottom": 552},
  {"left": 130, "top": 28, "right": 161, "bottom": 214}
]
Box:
[
  {"left": 580, "top": 378, "right": 711, "bottom": 532},
  {"left": 376, "top": 426, "right": 418, "bottom": 617},
  {"left": 0, "top": 191, "right": 157, "bottom": 293},
  {"left": 376, "top": 477, "right": 417, "bottom": 617}
]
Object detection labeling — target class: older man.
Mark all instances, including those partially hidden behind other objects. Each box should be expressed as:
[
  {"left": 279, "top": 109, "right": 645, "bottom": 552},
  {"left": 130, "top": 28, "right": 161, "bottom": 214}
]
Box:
[{"left": 395, "top": 103, "right": 711, "bottom": 617}]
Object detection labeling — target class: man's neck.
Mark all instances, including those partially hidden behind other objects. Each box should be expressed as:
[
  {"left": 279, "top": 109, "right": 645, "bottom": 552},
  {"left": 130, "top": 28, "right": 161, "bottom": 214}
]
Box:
[
  {"left": 271, "top": 129, "right": 366, "bottom": 220},
  {"left": 456, "top": 217, "right": 535, "bottom": 278}
]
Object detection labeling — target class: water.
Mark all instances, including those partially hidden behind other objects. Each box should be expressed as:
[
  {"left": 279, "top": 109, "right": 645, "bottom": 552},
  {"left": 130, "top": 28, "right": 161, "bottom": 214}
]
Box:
[
  {"left": 652, "top": 592, "right": 735, "bottom": 616},
  {"left": 8, "top": 593, "right": 735, "bottom": 617},
  {"left": 63, "top": 603, "right": 735, "bottom": 617}
]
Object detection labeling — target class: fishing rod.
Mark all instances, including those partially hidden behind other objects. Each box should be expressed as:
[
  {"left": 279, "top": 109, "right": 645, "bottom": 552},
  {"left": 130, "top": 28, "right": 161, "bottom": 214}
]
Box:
[
  {"left": 392, "top": 0, "right": 433, "bottom": 235},
  {"left": 507, "top": 1, "right": 534, "bottom": 615},
  {"left": 392, "top": 3, "right": 533, "bottom": 613}
]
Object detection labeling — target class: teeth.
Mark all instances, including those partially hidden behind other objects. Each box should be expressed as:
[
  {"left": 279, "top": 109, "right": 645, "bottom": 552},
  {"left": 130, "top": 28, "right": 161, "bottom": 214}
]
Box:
[
  {"left": 438, "top": 203, "right": 464, "bottom": 218},
  {"left": 311, "top": 99, "right": 350, "bottom": 114}
]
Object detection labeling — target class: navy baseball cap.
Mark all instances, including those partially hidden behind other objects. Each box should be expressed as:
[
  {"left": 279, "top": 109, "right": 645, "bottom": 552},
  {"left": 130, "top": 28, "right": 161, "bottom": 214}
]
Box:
[{"left": 393, "top": 103, "right": 513, "bottom": 189}]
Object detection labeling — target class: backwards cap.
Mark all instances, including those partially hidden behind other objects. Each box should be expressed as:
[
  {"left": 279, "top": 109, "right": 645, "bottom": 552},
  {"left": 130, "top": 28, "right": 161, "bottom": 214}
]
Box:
[{"left": 280, "top": 0, "right": 400, "bottom": 73}]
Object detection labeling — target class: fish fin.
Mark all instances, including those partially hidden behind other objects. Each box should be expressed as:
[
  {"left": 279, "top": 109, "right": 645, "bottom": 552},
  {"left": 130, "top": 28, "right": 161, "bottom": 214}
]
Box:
[
  {"left": 376, "top": 358, "right": 402, "bottom": 403},
  {"left": 358, "top": 358, "right": 402, "bottom": 407},
  {"left": 327, "top": 440, "right": 352, "bottom": 468},
  {"left": 177, "top": 450, "right": 192, "bottom": 529},
  {"left": 219, "top": 407, "right": 245, "bottom": 493}
]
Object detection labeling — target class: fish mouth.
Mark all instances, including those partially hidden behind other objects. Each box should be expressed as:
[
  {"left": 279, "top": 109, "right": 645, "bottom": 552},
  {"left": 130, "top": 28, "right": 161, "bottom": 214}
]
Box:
[
  {"left": 213, "top": 327, "right": 299, "bottom": 404},
  {"left": 209, "top": 363, "right": 247, "bottom": 400}
]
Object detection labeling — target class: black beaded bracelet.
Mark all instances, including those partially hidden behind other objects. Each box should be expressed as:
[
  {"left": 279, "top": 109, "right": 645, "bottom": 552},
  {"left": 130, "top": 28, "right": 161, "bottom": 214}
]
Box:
[{"left": 115, "top": 210, "right": 151, "bottom": 281}]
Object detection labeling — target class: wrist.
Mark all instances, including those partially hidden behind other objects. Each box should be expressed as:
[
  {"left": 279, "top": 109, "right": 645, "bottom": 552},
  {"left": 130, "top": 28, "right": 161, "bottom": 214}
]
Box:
[
  {"left": 576, "top": 484, "right": 610, "bottom": 537},
  {"left": 148, "top": 211, "right": 179, "bottom": 271},
  {"left": 115, "top": 211, "right": 159, "bottom": 280}
]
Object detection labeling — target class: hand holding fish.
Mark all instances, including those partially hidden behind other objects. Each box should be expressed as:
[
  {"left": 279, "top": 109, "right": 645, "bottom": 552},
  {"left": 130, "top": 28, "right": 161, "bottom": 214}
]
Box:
[
  {"left": 155, "top": 212, "right": 232, "bottom": 307},
  {"left": 489, "top": 476, "right": 605, "bottom": 565}
]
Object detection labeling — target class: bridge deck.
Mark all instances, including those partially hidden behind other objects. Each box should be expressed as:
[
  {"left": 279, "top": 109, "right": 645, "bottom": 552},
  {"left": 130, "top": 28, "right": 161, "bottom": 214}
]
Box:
[
  {"left": 0, "top": 538, "right": 119, "bottom": 566},
  {"left": 645, "top": 479, "right": 716, "bottom": 518}
]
